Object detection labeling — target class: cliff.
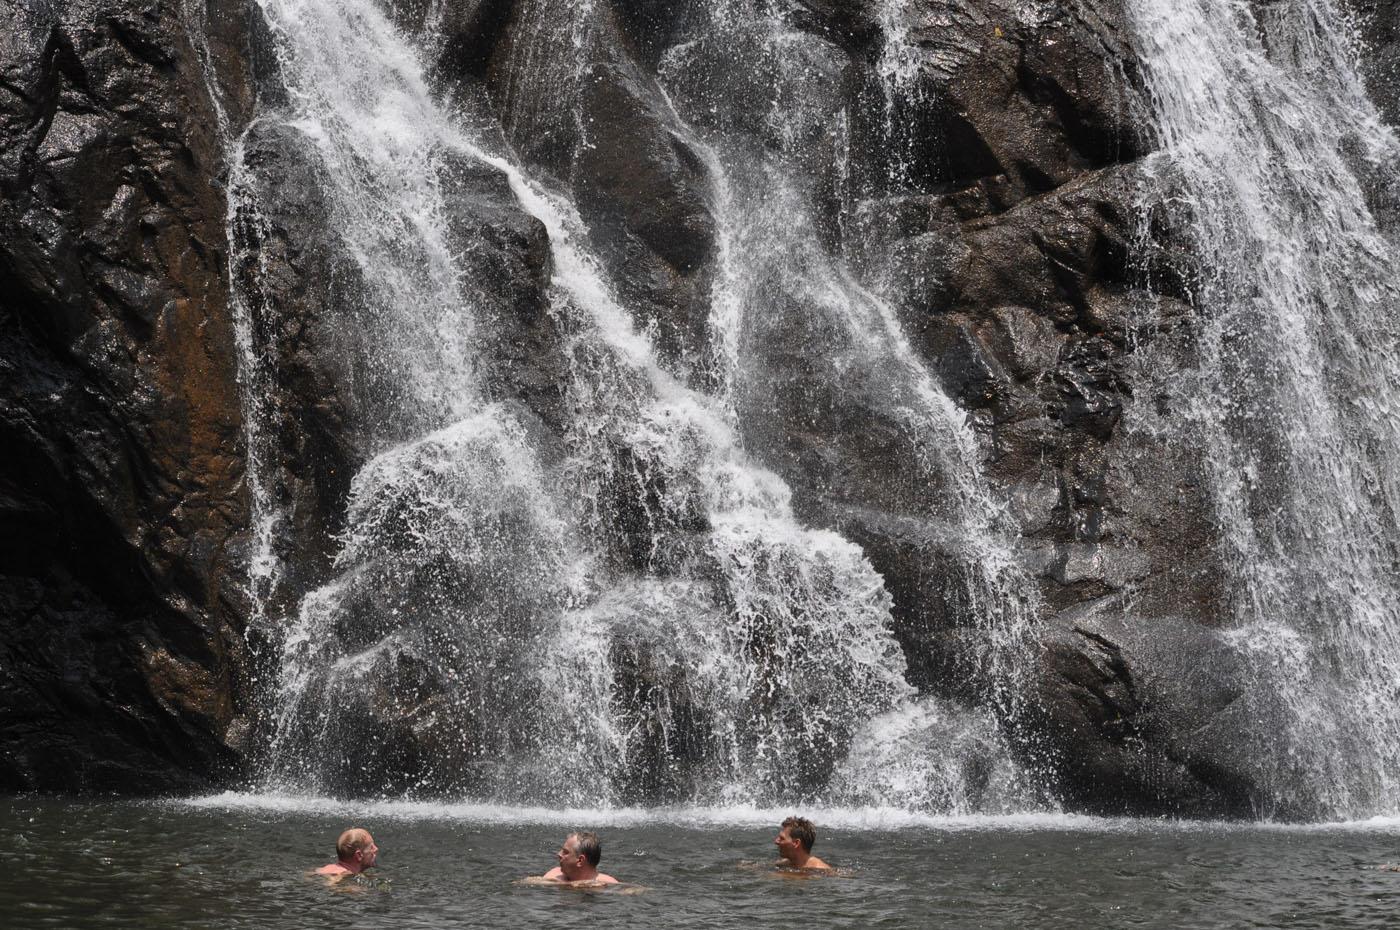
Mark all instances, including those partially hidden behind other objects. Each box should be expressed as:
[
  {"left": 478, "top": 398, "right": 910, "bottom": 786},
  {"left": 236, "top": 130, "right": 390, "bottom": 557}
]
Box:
[{"left": 1, "top": 0, "right": 1395, "bottom": 815}]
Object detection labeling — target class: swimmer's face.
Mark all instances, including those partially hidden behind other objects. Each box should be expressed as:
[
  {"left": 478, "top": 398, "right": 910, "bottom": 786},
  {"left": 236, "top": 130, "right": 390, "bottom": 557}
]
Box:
[
  {"left": 775, "top": 827, "right": 801, "bottom": 860},
  {"left": 357, "top": 836, "right": 379, "bottom": 869},
  {"left": 557, "top": 836, "right": 586, "bottom": 880}
]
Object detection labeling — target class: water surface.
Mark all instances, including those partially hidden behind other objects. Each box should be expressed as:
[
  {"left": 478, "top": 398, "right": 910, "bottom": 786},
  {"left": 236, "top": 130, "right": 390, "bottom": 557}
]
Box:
[{"left": 7, "top": 796, "right": 1400, "bottom": 928}]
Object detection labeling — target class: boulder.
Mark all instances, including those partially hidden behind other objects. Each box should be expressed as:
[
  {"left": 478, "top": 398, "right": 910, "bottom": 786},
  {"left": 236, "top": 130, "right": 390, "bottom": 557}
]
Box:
[{"left": 1026, "top": 596, "right": 1284, "bottom": 817}]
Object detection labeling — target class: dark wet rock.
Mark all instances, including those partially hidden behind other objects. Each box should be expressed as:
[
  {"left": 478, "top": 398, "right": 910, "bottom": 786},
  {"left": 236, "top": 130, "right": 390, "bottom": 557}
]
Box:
[
  {"left": 3, "top": 0, "right": 1384, "bottom": 819},
  {"left": 571, "top": 54, "right": 718, "bottom": 368},
  {"left": 1348, "top": 0, "right": 1400, "bottom": 124},
  {"left": 781, "top": 1, "right": 881, "bottom": 48},
  {"left": 392, "top": 0, "right": 515, "bottom": 82},
  {"left": 434, "top": 153, "right": 566, "bottom": 433},
  {"left": 858, "top": 0, "right": 1149, "bottom": 207},
  {"left": 475, "top": 1, "right": 720, "bottom": 371},
  {"left": 1026, "top": 596, "right": 1275, "bottom": 817},
  {"left": 821, "top": 504, "right": 989, "bottom": 700},
  {"left": 228, "top": 121, "right": 368, "bottom": 613},
  {"left": 0, "top": 0, "right": 256, "bottom": 792}
]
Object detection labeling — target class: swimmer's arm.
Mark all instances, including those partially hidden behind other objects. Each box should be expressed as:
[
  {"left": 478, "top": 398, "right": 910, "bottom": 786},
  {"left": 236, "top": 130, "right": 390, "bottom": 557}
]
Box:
[{"left": 542, "top": 867, "right": 565, "bottom": 881}]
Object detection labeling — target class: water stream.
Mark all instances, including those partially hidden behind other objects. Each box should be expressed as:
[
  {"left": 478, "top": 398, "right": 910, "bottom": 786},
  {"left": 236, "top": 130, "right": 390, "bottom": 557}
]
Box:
[
  {"left": 654, "top": 0, "right": 1043, "bottom": 800},
  {"left": 1127, "top": 0, "right": 1400, "bottom": 817},
  {"left": 219, "top": 0, "right": 1400, "bottom": 821},
  {"left": 229, "top": 0, "right": 1033, "bottom": 811}
]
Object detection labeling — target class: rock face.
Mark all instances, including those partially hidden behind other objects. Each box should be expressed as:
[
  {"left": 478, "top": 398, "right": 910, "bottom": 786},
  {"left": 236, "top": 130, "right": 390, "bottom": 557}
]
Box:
[
  {"left": 1, "top": 0, "right": 1396, "bottom": 816},
  {"left": 1352, "top": 0, "right": 1400, "bottom": 123},
  {"left": 0, "top": 0, "right": 256, "bottom": 791}
]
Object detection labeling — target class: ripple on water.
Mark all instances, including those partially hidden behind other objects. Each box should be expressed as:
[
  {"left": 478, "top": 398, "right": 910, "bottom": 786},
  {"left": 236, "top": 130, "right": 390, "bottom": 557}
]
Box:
[{"left": 5, "top": 797, "right": 1400, "bottom": 929}]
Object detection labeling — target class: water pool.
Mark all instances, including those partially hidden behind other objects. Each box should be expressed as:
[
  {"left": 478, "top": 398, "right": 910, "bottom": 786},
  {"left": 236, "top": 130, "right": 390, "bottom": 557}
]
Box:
[{"left": 7, "top": 795, "right": 1400, "bottom": 928}]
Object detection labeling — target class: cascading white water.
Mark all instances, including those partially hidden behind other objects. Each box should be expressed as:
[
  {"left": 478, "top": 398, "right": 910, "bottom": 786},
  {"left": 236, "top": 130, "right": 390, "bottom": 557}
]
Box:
[
  {"left": 224, "top": 133, "right": 282, "bottom": 631},
  {"left": 211, "top": 0, "right": 1400, "bottom": 819},
  {"left": 1126, "top": 0, "right": 1400, "bottom": 817},
  {"left": 651, "top": 0, "right": 1043, "bottom": 803},
  {"left": 499, "top": 165, "right": 919, "bottom": 804},
  {"left": 238, "top": 0, "right": 585, "bottom": 796},
  {"left": 235, "top": 0, "right": 971, "bottom": 807}
]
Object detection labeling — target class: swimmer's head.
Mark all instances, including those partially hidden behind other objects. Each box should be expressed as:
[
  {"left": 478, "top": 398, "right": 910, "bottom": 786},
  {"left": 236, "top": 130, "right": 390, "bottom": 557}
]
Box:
[
  {"left": 572, "top": 832, "right": 602, "bottom": 866},
  {"left": 557, "top": 831, "right": 602, "bottom": 879},
  {"left": 336, "top": 828, "right": 379, "bottom": 870},
  {"left": 777, "top": 816, "right": 816, "bottom": 854}
]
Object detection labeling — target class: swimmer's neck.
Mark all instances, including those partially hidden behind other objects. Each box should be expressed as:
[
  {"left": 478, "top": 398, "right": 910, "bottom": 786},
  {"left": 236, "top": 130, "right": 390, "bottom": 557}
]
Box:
[
  {"left": 782, "top": 848, "right": 814, "bottom": 868},
  {"left": 545, "top": 865, "right": 601, "bottom": 882},
  {"left": 780, "top": 849, "right": 831, "bottom": 870}
]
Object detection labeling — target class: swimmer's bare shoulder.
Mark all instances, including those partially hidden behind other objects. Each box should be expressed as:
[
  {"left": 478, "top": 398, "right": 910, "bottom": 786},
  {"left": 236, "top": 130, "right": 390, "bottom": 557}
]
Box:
[
  {"left": 518, "top": 873, "right": 631, "bottom": 891},
  {"left": 308, "top": 866, "right": 383, "bottom": 892},
  {"left": 772, "top": 856, "right": 833, "bottom": 871},
  {"left": 560, "top": 873, "right": 620, "bottom": 887},
  {"left": 308, "top": 865, "right": 350, "bottom": 884},
  {"left": 536, "top": 866, "right": 616, "bottom": 885},
  {"left": 770, "top": 859, "right": 837, "bottom": 879}
]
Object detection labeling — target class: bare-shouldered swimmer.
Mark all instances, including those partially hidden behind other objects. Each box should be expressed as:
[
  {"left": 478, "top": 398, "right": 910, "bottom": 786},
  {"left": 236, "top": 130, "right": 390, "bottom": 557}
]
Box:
[
  {"left": 774, "top": 816, "right": 832, "bottom": 872},
  {"left": 313, "top": 828, "right": 379, "bottom": 882},
  {"left": 539, "top": 831, "right": 619, "bottom": 886}
]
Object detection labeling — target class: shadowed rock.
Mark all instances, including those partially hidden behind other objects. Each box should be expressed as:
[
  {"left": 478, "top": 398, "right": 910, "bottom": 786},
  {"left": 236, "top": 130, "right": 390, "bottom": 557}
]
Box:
[{"left": 0, "top": 0, "right": 255, "bottom": 792}]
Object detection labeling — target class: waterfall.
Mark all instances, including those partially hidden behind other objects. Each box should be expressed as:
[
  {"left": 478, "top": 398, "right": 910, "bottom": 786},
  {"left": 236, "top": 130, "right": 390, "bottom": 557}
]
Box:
[
  {"left": 686, "top": 135, "right": 1036, "bottom": 804},
  {"left": 657, "top": 0, "right": 1043, "bottom": 797},
  {"left": 238, "top": 0, "right": 583, "bottom": 796},
  {"left": 1127, "top": 0, "right": 1400, "bottom": 817},
  {"left": 225, "top": 0, "right": 1041, "bottom": 809},
  {"left": 225, "top": 131, "right": 282, "bottom": 633}
]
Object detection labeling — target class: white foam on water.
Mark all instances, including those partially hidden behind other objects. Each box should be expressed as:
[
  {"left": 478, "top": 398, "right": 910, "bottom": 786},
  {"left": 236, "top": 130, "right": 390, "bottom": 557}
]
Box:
[
  {"left": 175, "top": 791, "right": 1400, "bottom": 835},
  {"left": 171, "top": 791, "right": 1113, "bottom": 833}
]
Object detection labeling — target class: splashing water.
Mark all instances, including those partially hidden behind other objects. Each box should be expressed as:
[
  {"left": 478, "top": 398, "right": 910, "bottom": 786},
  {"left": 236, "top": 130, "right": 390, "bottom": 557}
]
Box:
[
  {"left": 1127, "top": 0, "right": 1400, "bottom": 817},
  {"left": 240, "top": 0, "right": 583, "bottom": 795},
  {"left": 662, "top": 0, "right": 1043, "bottom": 744},
  {"left": 503, "top": 151, "right": 920, "bottom": 805},
  {"left": 234, "top": 0, "right": 983, "bottom": 808}
]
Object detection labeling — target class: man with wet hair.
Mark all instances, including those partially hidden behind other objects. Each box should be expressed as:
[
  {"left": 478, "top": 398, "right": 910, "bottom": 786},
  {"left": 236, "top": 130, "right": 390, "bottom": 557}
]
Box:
[
  {"left": 315, "top": 827, "right": 379, "bottom": 878},
  {"left": 774, "top": 816, "right": 832, "bottom": 871},
  {"left": 542, "top": 830, "right": 619, "bottom": 884}
]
